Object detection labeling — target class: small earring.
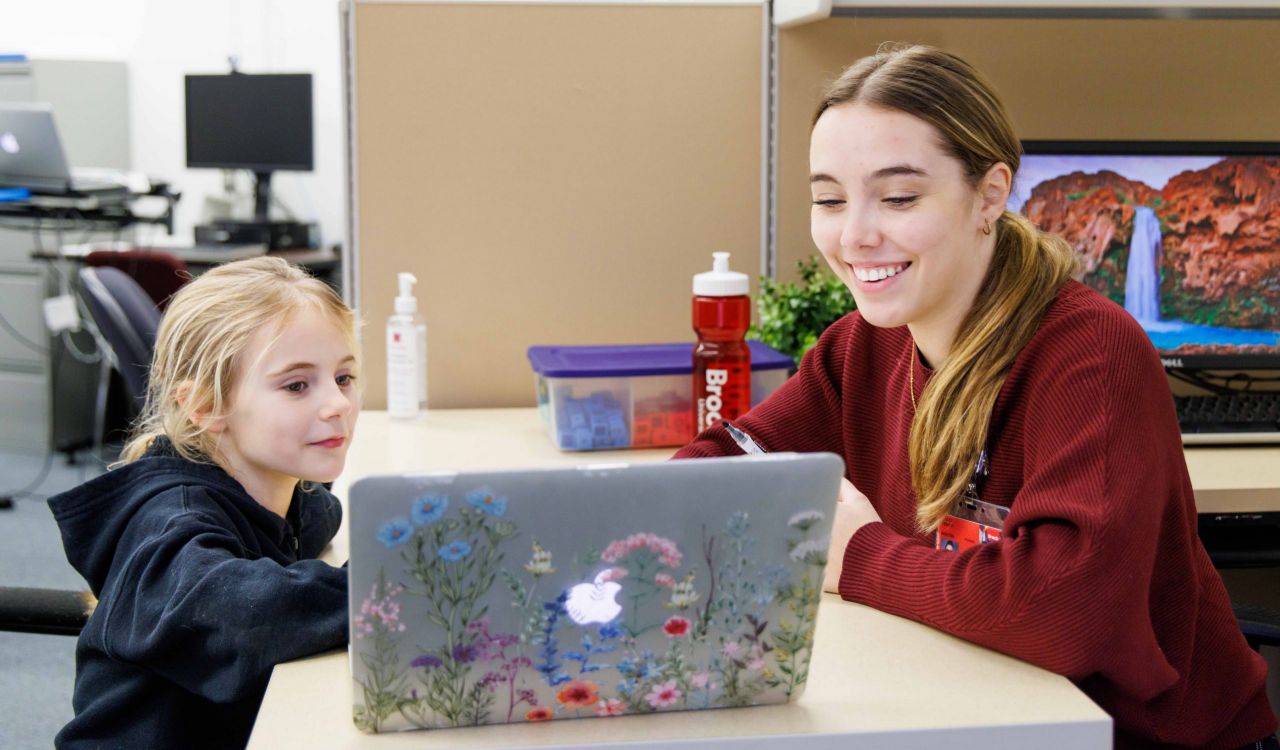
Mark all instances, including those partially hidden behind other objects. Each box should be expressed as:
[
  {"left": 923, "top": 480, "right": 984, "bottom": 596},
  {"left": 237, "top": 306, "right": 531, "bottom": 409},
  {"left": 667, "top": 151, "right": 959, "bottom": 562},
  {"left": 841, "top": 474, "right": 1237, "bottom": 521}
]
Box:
[{"left": 981, "top": 219, "right": 992, "bottom": 236}]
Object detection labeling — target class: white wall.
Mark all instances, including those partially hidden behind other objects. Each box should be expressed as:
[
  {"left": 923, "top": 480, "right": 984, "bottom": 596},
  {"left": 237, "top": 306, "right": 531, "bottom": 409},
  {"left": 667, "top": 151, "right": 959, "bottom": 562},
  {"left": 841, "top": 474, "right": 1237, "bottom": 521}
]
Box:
[{"left": 0, "top": 0, "right": 345, "bottom": 247}]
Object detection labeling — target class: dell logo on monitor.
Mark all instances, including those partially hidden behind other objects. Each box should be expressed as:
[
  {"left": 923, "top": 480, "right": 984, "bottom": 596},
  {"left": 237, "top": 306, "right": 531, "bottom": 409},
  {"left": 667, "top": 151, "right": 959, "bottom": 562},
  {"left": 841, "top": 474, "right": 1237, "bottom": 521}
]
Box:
[
  {"left": 0, "top": 132, "right": 18, "bottom": 155},
  {"left": 1161, "top": 357, "right": 1184, "bottom": 368}
]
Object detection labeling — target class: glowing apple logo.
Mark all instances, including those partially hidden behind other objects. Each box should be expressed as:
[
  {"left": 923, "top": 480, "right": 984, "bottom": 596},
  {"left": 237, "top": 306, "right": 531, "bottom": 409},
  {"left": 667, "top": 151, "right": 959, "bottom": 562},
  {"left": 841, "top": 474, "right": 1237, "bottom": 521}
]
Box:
[
  {"left": 565, "top": 570, "right": 622, "bottom": 625},
  {"left": 0, "top": 132, "right": 18, "bottom": 155}
]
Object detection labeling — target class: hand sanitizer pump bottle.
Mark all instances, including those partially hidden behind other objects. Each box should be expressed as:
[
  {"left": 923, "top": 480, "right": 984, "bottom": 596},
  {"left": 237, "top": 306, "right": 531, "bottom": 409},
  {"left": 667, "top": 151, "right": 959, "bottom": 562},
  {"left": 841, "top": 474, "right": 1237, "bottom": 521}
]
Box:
[
  {"left": 692, "top": 252, "right": 751, "bottom": 433},
  {"left": 387, "top": 272, "right": 427, "bottom": 419}
]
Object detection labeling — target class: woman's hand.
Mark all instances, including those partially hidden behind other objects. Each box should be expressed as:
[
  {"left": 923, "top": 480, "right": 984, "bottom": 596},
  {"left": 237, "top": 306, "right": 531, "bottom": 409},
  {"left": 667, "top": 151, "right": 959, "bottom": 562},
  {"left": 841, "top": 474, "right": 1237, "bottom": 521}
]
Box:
[{"left": 822, "top": 478, "right": 882, "bottom": 594}]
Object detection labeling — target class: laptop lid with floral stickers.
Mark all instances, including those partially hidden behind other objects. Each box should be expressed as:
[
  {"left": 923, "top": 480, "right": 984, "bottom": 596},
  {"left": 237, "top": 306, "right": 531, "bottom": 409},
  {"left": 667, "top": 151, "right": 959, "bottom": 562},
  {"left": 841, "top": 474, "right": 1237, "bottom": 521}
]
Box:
[{"left": 347, "top": 452, "right": 843, "bottom": 733}]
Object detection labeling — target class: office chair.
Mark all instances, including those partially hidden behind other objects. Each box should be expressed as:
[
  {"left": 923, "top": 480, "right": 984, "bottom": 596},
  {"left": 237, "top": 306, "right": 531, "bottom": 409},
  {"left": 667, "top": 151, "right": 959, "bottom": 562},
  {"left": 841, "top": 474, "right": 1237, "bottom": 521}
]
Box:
[
  {"left": 77, "top": 267, "right": 161, "bottom": 450},
  {"left": 83, "top": 249, "right": 189, "bottom": 311}
]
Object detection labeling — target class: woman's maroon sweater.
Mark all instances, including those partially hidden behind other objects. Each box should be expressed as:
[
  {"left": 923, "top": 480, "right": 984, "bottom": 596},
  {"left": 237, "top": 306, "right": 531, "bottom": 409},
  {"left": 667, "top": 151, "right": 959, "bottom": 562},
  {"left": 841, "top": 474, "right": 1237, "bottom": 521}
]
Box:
[{"left": 676, "top": 281, "right": 1275, "bottom": 748}]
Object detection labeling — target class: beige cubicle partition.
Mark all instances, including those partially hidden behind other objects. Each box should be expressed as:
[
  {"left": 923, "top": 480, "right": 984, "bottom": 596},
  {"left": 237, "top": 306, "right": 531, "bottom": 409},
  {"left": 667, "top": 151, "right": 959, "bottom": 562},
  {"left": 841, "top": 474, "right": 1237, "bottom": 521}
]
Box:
[
  {"left": 351, "top": 1, "right": 765, "bottom": 409},
  {"left": 775, "top": 18, "right": 1280, "bottom": 281}
]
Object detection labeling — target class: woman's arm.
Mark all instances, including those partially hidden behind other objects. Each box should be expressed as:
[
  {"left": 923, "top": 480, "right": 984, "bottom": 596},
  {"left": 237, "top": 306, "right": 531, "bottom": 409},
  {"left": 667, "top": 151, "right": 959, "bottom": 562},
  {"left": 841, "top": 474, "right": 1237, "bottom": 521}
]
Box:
[
  {"left": 674, "top": 313, "right": 858, "bottom": 460},
  {"left": 837, "top": 310, "right": 1186, "bottom": 700}
]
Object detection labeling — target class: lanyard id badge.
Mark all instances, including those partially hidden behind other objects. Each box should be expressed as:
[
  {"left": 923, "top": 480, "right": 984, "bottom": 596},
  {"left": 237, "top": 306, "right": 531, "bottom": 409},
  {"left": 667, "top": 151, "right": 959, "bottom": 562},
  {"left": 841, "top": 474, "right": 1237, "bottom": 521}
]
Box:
[{"left": 935, "top": 449, "right": 1009, "bottom": 553}]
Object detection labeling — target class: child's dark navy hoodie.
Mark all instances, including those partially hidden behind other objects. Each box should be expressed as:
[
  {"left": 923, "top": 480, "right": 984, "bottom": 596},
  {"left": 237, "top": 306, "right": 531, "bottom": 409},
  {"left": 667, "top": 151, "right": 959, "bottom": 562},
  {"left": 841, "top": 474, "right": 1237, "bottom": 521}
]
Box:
[{"left": 48, "top": 438, "right": 348, "bottom": 749}]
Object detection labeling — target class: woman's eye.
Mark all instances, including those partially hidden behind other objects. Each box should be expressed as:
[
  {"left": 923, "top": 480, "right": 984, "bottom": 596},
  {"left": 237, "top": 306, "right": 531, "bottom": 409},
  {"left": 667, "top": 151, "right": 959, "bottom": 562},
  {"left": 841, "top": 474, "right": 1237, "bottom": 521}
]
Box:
[
  {"left": 812, "top": 198, "right": 845, "bottom": 208},
  {"left": 284, "top": 381, "right": 307, "bottom": 393},
  {"left": 337, "top": 374, "right": 357, "bottom": 387},
  {"left": 883, "top": 195, "right": 919, "bottom": 207}
]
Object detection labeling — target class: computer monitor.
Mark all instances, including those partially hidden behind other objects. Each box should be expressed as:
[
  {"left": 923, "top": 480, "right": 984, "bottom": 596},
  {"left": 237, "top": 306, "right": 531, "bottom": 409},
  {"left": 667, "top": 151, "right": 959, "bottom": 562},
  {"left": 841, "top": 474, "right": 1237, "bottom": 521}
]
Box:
[
  {"left": 1012, "top": 141, "right": 1280, "bottom": 370},
  {"left": 184, "top": 73, "right": 313, "bottom": 221}
]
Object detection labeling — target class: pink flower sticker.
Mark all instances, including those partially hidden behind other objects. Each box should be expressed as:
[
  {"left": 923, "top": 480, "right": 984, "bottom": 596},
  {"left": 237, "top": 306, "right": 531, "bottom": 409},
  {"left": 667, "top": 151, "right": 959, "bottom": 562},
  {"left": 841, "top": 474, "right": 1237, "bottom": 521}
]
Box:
[{"left": 645, "top": 680, "right": 682, "bottom": 708}]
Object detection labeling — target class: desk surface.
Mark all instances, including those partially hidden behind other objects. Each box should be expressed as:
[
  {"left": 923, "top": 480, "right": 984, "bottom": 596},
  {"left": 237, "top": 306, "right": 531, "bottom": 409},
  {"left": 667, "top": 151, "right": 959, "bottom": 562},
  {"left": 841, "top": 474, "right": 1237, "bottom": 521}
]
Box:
[
  {"left": 252, "top": 409, "right": 1280, "bottom": 748},
  {"left": 251, "top": 409, "right": 1116, "bottom": 749}
]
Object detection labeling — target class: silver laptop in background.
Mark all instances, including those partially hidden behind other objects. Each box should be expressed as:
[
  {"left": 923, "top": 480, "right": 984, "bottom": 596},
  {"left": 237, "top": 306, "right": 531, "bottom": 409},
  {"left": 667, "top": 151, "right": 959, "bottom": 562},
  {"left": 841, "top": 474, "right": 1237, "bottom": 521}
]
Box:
[
  {"left": 347, "top": 452, "right": 843, "bottom": 734},
  {"left": 0, "top": 103, "right": 128, "bottom": 198}
]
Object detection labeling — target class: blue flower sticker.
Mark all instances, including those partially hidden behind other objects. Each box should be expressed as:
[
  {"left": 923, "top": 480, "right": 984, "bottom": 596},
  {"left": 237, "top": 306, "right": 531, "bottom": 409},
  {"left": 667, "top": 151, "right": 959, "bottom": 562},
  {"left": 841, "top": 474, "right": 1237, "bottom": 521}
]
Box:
[
  {"left": 377, "top": 518, "right": 413, "bottom": 548},
  {"left": 466, "top": 488, "right": 507, "bottom": 517},
  {"left": 411, "top": 495, "right": 449, "bottom": 526},
  {"left": 438, "top": 539, "right": 472, "bottom": 562},
  {"left": 411, "top": 653, "right": 442, "bottom": 669},
  {"left": 452, "top": 643, "right": 479, "bottom": 664}
]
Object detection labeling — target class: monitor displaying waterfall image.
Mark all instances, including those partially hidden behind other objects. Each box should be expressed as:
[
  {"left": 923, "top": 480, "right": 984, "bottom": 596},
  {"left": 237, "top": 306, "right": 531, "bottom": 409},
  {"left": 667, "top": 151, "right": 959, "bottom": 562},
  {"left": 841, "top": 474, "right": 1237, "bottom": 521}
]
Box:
[{"left": 1012, "top": 142, "right": 1280, "bottom": 368}]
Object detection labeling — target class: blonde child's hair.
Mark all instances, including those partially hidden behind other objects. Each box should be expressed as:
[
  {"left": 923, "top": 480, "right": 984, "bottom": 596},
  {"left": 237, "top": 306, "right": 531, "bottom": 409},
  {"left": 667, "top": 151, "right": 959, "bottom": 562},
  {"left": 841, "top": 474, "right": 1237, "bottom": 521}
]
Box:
[{"left": 118, "top": 256, "right": 357, "bottom": 466}]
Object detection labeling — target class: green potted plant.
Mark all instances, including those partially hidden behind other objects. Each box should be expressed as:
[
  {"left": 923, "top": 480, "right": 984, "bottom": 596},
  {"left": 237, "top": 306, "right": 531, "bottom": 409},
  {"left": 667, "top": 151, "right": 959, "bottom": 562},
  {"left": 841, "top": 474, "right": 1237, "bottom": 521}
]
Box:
[{"left": 748, "top": 256, "right": 856, "bottom": 366}]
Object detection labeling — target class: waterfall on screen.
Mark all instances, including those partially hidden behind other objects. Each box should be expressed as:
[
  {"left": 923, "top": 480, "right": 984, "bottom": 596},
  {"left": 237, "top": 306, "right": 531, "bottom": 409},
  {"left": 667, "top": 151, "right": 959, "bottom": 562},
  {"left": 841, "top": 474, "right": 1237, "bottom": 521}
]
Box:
[{"left": 1124, "top": 206, "right": 1163, "bottom": 324}]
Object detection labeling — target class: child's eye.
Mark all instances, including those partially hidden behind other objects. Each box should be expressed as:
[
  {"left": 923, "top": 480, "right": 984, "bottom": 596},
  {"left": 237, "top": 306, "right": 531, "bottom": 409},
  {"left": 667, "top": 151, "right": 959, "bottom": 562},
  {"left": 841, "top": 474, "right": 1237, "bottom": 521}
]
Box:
[
  {"left": 284, "top": 381, "right": 307, "bottom": 393},
  {"left": 336, "top": 374, "right": 357, "bottom": 387},
  {"left": 883, "top": 195, "right": 919, "bottom": 207},
  {"left": 812, "top": 198, "right": 845, "bottom": 209}
]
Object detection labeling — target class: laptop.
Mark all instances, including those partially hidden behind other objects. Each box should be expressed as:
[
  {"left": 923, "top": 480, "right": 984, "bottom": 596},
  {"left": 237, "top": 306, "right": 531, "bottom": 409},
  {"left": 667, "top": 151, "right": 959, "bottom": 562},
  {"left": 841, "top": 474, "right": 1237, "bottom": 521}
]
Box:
[
  {"left": 346, "top": 452, "right": 843, "bottom": 733},
  {"left": 0, "top": 103, "right": 128, "bottom": 198}
]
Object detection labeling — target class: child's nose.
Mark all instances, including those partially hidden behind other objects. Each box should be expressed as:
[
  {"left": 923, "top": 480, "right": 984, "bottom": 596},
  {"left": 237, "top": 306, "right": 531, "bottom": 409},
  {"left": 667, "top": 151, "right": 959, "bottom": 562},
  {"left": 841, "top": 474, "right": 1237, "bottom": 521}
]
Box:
[{"left": 320, "top": 383, "right": 354, "bottom": 418}]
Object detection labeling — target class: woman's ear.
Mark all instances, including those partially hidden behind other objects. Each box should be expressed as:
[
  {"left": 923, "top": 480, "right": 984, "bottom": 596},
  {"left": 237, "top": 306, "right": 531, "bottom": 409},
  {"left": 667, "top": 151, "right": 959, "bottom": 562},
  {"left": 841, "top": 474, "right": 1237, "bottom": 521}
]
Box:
[
  {"left": 177, "top": 381, "right": 226, "bottom": 434},
  {"left": 979, "top": 161, "right": 1013, "bottom": 224}
]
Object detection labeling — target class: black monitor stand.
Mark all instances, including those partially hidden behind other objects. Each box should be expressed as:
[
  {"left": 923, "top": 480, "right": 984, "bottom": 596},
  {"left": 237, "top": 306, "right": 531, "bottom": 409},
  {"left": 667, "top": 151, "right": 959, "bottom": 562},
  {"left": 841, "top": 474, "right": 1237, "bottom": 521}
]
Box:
[{"left": 252, "top": 170, "right": 273, "bottom": 222}]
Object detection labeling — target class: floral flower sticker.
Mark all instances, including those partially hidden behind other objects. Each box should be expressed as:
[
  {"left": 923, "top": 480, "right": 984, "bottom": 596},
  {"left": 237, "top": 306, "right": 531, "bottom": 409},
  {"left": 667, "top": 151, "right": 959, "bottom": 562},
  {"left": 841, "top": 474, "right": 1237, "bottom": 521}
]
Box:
[
  {"left": 524, "top": 541, "right": 556, "bottom": 577},
  {"left": 645, "top": 680, "right": 681, "bottom": 708},
  {"left": 439, "top": 539, "right": 472, "bottom": 562},
  {"left": 666, "top": 572, "right": 699, "bottom": 609},
  {"left": 466, "top": 488, "right": 507, "bottom": 517},
  {"left": 353, "top": 580, "right": 406, "bottom": 639},
  {"left": 411, "top": 653, "right": 442, "bottom": 669},
  {"left": 662, "top": 616, "right": 691, "bottom": 638},
  {"left": 376, "top": 518, "right": 413, "bottom": 548},
  {"left": 555, "top": 679, "right": 600, "bottom": 709},
  {"left": 601, "top": 532, "right": 682, "bottom": 568},
  {"left": 787, "top": 509, "right": 825, "bottom": 532},
  {"left": 789, "top": 539, "right": 827, "bottom": 565},
  {"left": 412, "top": 495, "right": 449, "bottom": 526},
  {"left": 526, "top": 706, "right": 554, "bottom": 721}
]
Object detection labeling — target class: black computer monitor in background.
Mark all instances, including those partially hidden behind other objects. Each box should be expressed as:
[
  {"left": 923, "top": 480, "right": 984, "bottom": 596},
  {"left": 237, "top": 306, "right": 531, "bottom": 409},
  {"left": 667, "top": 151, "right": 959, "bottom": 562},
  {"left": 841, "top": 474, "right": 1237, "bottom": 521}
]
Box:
[
  {"left": 1012, "top": 141, "right": 1280, "bottom": 371},
  {"left": 184, "top": 73, "right": 313, "bottom": 222}
]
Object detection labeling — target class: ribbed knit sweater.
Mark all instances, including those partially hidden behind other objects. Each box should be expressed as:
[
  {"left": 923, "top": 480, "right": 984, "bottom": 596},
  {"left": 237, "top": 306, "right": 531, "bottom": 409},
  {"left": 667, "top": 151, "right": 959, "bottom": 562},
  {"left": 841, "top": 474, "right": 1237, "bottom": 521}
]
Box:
[{"left": 675, "top": 280, "right": 1276, "bottom": 749}]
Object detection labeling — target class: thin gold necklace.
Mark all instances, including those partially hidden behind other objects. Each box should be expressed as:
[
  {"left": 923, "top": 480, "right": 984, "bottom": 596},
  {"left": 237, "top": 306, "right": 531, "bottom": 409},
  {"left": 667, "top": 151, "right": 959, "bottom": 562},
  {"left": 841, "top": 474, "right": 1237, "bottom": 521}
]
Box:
[{"left": 908, "top": 343, "right": 918, "bottom": 412}]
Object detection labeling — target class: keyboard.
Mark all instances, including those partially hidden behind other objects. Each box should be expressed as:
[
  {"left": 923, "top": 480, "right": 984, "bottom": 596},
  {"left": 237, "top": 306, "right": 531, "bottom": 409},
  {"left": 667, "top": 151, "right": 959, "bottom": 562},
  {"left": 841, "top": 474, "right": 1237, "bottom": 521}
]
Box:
[{"left": 1176, "top": 392, "right": 1280, "bottom": 445}]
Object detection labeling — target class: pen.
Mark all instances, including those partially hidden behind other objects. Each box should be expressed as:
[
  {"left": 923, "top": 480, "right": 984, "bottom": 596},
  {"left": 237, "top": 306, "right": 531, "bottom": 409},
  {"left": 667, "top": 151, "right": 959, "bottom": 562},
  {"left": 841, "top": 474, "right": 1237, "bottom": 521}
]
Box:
[{"left": 723, "top": 422, "right": 766, "bottom": 455}]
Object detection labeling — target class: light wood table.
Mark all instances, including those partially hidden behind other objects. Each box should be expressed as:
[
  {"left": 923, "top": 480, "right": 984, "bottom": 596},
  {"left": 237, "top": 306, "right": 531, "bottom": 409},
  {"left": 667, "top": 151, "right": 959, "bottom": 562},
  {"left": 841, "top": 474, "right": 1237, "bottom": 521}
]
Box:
[
  {"left": 250, "top": 409, "right": 1113, "bottom": 749},
  {"left": 1184, "top": 445, "right": 1280, "bottom": 515}
]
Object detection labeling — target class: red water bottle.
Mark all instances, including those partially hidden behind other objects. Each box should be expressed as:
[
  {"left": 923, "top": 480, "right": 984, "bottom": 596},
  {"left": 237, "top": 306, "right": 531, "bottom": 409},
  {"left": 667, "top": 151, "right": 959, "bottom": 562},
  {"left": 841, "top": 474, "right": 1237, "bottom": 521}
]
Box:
[{"left": 693, "top": 251, "right": 751, "bottom": 433}]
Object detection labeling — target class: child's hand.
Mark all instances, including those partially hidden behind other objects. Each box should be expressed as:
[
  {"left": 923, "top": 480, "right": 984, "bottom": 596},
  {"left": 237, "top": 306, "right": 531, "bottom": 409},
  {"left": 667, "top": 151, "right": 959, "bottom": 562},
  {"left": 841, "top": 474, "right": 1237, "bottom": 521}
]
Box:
[{"left": 822, "top": 478, "right": 881, "bottom": 594}]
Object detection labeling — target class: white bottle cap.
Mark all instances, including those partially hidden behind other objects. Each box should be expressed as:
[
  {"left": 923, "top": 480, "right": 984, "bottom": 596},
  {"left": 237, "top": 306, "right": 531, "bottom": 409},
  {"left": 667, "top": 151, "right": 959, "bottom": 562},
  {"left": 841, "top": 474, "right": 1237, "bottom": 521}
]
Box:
[
  {"left": 693, "top": 252, "right": 749, "bottom": 296},
  {"left": 395, "top": 272, "right": 418, "bottom": 315}
]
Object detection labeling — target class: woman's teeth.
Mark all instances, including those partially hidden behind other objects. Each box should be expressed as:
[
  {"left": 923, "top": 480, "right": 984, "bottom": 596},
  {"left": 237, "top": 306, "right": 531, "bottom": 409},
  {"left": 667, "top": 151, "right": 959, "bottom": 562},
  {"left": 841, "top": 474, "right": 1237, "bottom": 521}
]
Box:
[{"left": 853, "top": 263, "right": 908, "bottom": 283}]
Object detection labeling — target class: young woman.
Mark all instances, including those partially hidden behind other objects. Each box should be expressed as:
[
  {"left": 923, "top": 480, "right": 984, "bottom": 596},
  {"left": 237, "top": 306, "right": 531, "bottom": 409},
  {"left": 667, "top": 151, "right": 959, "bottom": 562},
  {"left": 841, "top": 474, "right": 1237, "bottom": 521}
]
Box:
[
  {"left": 675, "top": 45, "right": 1277, "bottom": 749},
  {"left": 50, "top": 257, "right": 359, "bottom": 748}
]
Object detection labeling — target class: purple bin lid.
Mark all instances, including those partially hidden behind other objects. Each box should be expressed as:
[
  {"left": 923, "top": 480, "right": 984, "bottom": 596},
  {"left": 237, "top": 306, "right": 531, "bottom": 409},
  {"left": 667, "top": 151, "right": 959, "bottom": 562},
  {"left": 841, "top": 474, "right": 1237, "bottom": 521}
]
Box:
[{"left": 527, "top": 341, "right": 794, "bottom": 378}]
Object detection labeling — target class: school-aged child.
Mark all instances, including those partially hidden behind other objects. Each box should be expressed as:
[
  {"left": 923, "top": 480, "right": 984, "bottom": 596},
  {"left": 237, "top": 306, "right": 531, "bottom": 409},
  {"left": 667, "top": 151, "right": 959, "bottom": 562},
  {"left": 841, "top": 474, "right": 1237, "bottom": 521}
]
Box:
[{"left": 49, "top": 257, "right": 359, "bottom": 749}]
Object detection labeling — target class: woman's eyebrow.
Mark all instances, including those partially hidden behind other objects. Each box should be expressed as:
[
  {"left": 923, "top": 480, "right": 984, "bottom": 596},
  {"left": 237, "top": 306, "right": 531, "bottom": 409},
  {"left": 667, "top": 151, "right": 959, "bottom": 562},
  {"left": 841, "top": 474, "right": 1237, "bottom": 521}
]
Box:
[
  {"left": 810, "top": 165, "right": 929, "bottom": 185},
  {"left": 866, "top": 164, "right": 928, "bottom": 183}
]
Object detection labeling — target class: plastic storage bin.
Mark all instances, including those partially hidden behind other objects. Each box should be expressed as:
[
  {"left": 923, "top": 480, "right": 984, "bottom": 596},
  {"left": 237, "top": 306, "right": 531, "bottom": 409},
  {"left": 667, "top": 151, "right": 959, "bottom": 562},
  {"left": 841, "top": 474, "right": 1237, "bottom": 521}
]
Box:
[{"left": 527, "top": 341, "right": 794, "bottom": 451}]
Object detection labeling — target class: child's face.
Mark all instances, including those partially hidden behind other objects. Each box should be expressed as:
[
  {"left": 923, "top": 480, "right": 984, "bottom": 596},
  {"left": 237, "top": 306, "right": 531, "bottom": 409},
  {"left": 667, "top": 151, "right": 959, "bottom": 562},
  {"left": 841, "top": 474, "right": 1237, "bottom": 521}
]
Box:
[{"left": 214, "top": 305, "right": 360, "bottom": 508}]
